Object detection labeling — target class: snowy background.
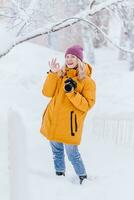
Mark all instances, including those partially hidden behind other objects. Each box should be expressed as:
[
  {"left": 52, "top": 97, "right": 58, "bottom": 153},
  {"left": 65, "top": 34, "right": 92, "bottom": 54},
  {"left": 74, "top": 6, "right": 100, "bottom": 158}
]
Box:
[
  {"left": 1, "top": 0, "right": 134, "bottom": 200},
  {"left": 0, "top": 41, "right": 134, "bottom": 200}
]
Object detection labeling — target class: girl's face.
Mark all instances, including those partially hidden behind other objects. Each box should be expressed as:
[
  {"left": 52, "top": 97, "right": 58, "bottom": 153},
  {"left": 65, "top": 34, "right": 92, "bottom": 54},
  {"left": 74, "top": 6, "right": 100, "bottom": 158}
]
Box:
[{"left": 65, "top": 54, "right": 78, "bottom": 68}]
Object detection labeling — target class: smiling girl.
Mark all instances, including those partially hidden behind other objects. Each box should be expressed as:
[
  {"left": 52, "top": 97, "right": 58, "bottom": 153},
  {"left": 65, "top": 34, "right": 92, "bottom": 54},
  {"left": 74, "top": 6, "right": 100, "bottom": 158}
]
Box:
[{"left": 40, "top": 45, "right": 96, "bottom": 184}]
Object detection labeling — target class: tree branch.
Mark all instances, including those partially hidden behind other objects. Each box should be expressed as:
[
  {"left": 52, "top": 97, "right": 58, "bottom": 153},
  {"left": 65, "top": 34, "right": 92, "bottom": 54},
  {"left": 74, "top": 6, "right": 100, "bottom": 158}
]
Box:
[
  {"left": 0, "top": 14, "right": 15, "bottom": 18},
  {"left": 89, "top": 0, "right": 125, "bottom": 16}
]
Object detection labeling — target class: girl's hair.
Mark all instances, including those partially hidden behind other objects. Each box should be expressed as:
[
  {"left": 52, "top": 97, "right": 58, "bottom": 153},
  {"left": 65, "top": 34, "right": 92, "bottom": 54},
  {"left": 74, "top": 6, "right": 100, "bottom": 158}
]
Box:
[{"left": 57, "top": 63, "right": 86, "bottom": 80}]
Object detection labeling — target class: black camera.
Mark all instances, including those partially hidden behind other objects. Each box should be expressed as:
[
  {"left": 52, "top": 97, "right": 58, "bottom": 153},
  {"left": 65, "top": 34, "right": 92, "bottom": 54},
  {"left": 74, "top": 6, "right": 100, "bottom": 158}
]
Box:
[{"left": 64, "top": 78, "right": 77, "bottom": 93}]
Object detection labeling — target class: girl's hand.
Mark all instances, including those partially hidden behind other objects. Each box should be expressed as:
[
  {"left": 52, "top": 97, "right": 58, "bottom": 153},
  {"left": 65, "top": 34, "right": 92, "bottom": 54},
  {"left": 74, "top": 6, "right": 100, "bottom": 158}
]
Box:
[{"left": 48, "top": 58, "right": 61, "bottom": 73}]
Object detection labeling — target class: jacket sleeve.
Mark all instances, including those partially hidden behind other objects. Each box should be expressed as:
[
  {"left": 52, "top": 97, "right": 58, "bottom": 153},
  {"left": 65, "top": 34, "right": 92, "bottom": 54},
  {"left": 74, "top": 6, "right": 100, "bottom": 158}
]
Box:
[
  {"left": 65, "top": 77, "right": 96, "bottom": 112},
  {"left": 42, "top": 72, "right": 59, "bottom": 97}
]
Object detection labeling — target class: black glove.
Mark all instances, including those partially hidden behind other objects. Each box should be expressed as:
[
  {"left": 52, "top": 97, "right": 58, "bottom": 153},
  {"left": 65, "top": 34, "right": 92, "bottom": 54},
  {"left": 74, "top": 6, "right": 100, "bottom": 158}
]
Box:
[{"left": 64, "top": 78, "right": 77, "bottom": 93}]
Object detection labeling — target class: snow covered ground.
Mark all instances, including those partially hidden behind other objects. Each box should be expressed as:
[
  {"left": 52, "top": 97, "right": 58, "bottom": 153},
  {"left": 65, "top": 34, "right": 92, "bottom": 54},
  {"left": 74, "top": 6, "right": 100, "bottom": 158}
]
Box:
[{"left": 0, "top": 42, "right": 134, "bottom": 200}]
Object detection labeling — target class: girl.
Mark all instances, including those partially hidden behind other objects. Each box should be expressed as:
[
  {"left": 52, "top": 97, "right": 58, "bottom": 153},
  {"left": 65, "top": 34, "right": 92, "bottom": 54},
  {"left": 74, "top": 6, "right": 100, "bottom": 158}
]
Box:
[{"left": 40, "top": 45, "right": 96, "bottom": 184}]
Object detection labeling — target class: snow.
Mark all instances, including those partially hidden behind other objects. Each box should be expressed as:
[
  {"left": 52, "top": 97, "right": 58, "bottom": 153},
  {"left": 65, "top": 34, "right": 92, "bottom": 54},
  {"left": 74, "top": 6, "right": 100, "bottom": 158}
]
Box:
[
  {"left": 94, "top": 46, "right": 134, "bottom": 114},
  {"left": 28, "top": 134, "right": 134, "bottom": 200},
  {"left": 0, "top": 41, "right": 134, "bottom": 200}
]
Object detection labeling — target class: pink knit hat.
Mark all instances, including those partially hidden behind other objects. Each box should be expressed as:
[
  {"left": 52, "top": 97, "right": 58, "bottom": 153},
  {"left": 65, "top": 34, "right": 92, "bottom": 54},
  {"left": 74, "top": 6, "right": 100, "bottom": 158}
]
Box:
[{"left": 65, "top": 45, "right": 84, "bottom": 61}]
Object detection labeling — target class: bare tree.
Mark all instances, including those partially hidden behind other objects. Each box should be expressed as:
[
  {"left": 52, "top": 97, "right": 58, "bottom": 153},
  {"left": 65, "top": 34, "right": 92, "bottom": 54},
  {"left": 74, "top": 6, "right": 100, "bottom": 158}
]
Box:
[
  {"left": 111, "top": 0, "right": 134, "bottom": 70},
  {"left": 91, "top": 8, "right": 110, "bottom": 48}
]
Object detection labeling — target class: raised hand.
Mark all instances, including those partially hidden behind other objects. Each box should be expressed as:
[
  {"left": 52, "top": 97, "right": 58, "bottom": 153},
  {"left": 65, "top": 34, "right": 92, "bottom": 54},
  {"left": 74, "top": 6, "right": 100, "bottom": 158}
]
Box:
[{"left": 48, "top": 58, "right": 61, "bottom": 73}]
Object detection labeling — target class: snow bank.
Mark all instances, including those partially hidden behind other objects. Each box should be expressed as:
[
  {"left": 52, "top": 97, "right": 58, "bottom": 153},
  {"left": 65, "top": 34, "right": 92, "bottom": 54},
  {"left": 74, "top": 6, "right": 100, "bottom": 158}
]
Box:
[
  {"left": 8, "top": 108, "right": 28, "bottom": 200},
  {"left": 0, "top": 114, "right": 9, "bottom": 200}
]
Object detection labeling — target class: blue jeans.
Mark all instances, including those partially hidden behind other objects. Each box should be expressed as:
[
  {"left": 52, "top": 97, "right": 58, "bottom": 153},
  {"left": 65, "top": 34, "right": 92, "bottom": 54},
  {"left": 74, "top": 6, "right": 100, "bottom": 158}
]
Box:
[{"left": 50, "top": 141, "right": 87, "bottom": 176}]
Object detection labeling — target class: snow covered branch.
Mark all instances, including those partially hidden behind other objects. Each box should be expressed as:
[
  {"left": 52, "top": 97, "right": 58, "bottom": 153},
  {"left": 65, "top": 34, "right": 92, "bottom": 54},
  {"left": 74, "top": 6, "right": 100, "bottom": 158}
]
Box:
[
  {"left": 89, "top": 0, "right": 125, "bottom": 16},
  {"left": 0, "top": 14, "right": 15, "bottom": 18},
  {"left": 80, "top": 18, "right": 134, "bottom": 54}
]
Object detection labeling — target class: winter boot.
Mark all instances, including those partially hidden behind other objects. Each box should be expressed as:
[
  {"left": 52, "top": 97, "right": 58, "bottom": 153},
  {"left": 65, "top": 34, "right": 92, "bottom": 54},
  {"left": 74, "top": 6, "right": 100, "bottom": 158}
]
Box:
[
  {"left": 56, "top": 172, "right": 65, "bottom": 176},
  {"left": 79, "top": 175, "right": 87, "bottom": 184}
]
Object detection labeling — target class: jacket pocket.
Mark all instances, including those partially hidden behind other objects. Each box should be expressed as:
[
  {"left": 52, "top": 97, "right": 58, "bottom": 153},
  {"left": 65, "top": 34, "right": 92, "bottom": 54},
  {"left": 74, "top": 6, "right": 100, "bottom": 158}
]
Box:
[{"left": 70, "top": 111, "right": 78, "bottom": 136}]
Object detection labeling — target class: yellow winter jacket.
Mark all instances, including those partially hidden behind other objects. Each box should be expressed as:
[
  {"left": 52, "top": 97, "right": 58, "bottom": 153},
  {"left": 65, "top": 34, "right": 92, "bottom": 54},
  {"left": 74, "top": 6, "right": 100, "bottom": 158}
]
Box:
[{"left": 40, "top": 63, "right": 96, "bottom": 145}]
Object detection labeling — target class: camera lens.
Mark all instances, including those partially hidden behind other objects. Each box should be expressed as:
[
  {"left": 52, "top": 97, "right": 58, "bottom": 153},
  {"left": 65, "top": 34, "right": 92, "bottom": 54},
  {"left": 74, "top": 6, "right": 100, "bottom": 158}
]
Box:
[{"left": 64, "top": 83, "right": 72, "bottom": 92}]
